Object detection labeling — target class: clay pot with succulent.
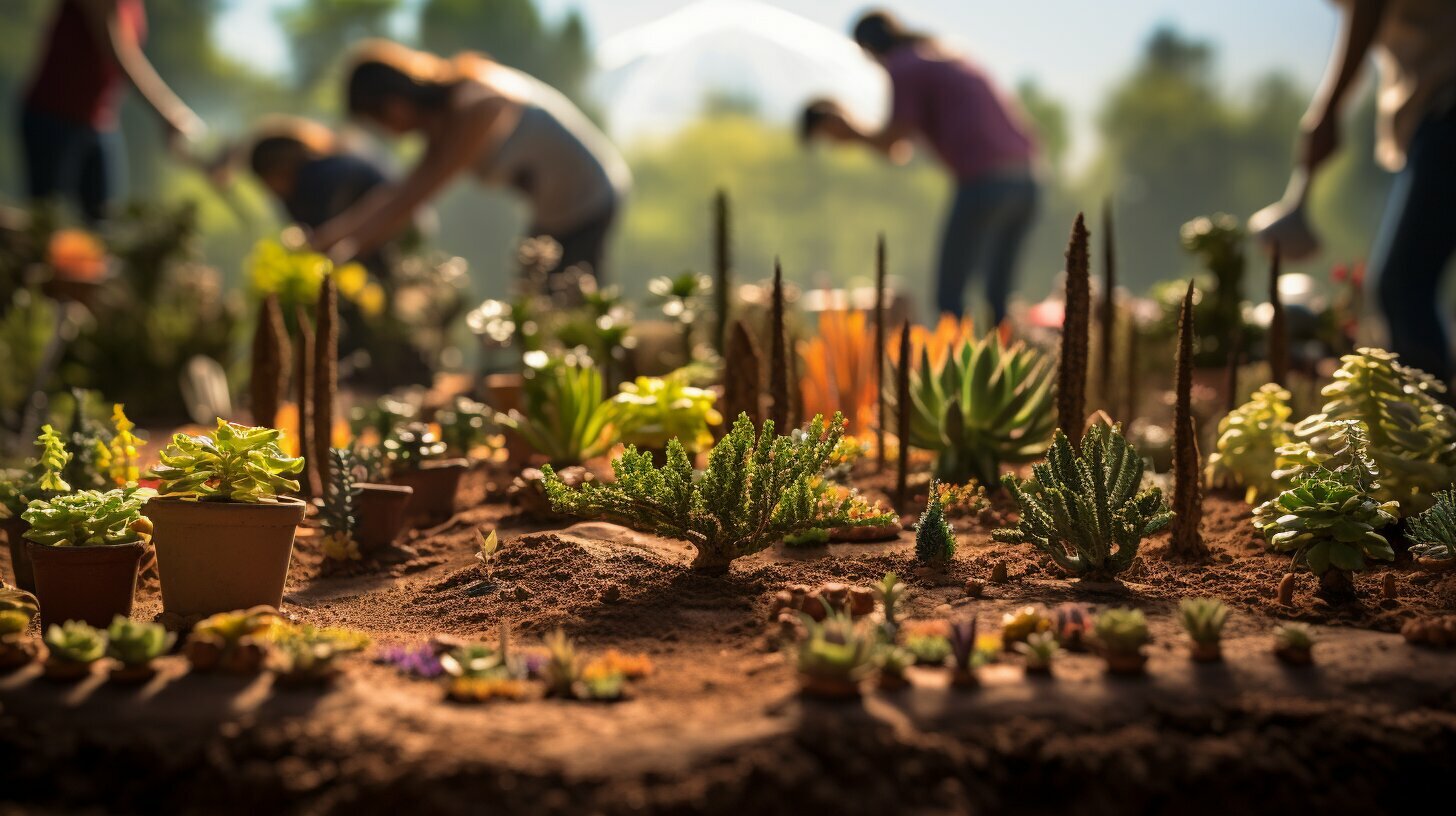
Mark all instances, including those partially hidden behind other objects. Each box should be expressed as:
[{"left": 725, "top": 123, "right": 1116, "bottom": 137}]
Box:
[
  {"left": 1272, "top": 623, "right": 1315, "bottom": 666},
  {"left": 1015, "top": 631, "right": 1061, "bottom": 675},
  {"left": 0, "top": 584, "right": 40, "bottom": 670},
  {"left": 23, "top": 488, "right": 152, "bottom": 629},
  {"left": 1, "top": 423, "right": 77, "bottom": 591},
  {"left": 146, "top": 421, "right": 306, "bottom": 618},
  {"left": 947, "top": 617, "right": 982, "bottom": 689},
  {"left": 42, "top": 620, "right": 107, "bottom": 681},
  {"left": 267, "top": 623, "right": 371, "bottom": 687},
  {"left": 795, "top": 608, "right": 876, "bottom": 700},
  {"left": 1094, "top": 608, "right": 1150, "bottom": 675},
  {"left": 381, "top": 422, "right": 468, "bottom": 525},
  {"left": 106, "top": 616, "right": 176, "bottom": 684},
  {"left": 184, "top": 606, "right": 281, "bottom": 674},
  {"left": 1178, "top": 598, "right": 1229, "bottom": 663}
]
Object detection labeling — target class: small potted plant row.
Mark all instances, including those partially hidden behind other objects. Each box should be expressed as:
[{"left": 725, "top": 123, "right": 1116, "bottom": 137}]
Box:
[
  {"left": 376, "top": 422, "right": 468, "bottom": 526},
  {"left": 39, "top": 616, "right": 174, "bottom": 682}
]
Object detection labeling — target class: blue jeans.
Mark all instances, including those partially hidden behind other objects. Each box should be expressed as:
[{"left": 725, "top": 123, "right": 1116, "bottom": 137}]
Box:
[
  {"left": 19, "top": 106, "right": 119, "bottom": 225},
  {"left": 1371, "top": 102, "right": 1456, "bottom": 381},
  {"left": 936, "top": 172, "right": 1039, "bottom": 326}
]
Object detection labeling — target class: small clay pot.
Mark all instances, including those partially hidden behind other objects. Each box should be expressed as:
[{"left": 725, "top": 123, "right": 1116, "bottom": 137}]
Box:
[
  {"left": 352, "top": 483, "right": 414, "bottom": 554},
  {"left": 109, "top": 661, "right": 160, "bottom": 685},
  {"left": 876, "top": 672, "right": 910, "bottom": 692},
  {"left": 43, "top": 658, "right": 96, "bottom": 682},
  {"left": 1190, "top": 641, "right": 1222, "bottom": 663},
  {"left": 951, "top": 667, "right": 979, "bottom": 688},
  {"left": 147, "top": 497, "right": 306, "bottom": 618},
  {"left": 29, "top": 540, "right": 145, "bottom": 630},
  {"left": 798, "top": 673, "right": 863, "bottom": 700},
  {"left": 0, "top": 636, "right": 39, "bottom": 671},
  {"left": 389, "top": 459, "right": 470, "bottom": 525},
  {"left": 1274, "top": 646, "right": 1312, "bottom": 667},
  {"left": 1103, "top": 650, "right": 1148, "bottom": 675},
  {"left": 848, "top": 587, "right": 876, "bottom": 617},
  {"left": 2, "top": 516, "right": 34, "bottom": 592},
  {"left": 1024, "top": 662, "right": 1053, "bottom": 677},
  {"left": 488, "top": 373, "right": 533, "bottom": 467}
]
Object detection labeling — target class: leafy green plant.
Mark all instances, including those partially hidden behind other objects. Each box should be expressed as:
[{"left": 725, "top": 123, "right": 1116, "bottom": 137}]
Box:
[
  {"left": 796, "top": 608, "right": 876, "bottom": 693},
  {"left": 44, "top": 620, "right": 107, "bottom": 664},
  {"left": 1015, "top": 631, "right": 1061, "bottom": 671},
  {"left": 1175, "top": 213, "right": 1249, "bottom": 367},
  {"left": 914, "top": 479, "right": 956, "bottom": 569},
  {"left": 609, "top": 373, "right": 722, "bottom": 454},
  {"left": 1277, "top": 348, "right": 1456, "bottom": 515},
  {"left": 1178, "top": 598, "right": 1229, "bottom": 645},
  {"left": 649, "top": 271, "right": 712, "bottom": 360},
  {"left": 904, "top": 632, "right": 950, "bottom": 665},
  {"left": 1093, "top": 608, "right": 1149, "bottom": 655},
  {"left": 151, "top": 419, "right": 304, "bottom": 502},
  {"left": 1274, "top": 623, "right": 1314, "bottom": 651},
  {"left": 35, "top": 424, "right": 72, "bottom": 493},
  {"left": 994, "top": 424, "right": 1172, "bottom": 581},
  {"left": 1406, "top": 489, "right": 1456, "bottom": 564},
  {"left": 437, "top": 395, "right": 493, "bottom": 456},
  {"left": 874, "top": 572, "right": 905, "bottom": 629},
  {"left": 22, "top": 488, "right": 151, "bottom": 547},
  {"left": 1206, "top": 383, "right": 1294, "bottom": 503},
  {"left": 381, "top": 422, "right": 448, "bottom": 470},
  {"left": 543, "top": 413, "right": 895, "bottom": 573},
  {"left": 884, "top": 331, "right": 1055, "bottom": 485},
  {"left": 499, "top": 352, "right": 614, "bottom": 467},
  {"left": 542, "top": 628, "right": 581, "bottom": 697},
  {"left": 106, "top": 617, "right": 175, "bottom": 666}
]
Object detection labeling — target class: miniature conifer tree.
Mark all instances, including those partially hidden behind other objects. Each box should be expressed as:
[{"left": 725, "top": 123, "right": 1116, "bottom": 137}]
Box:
[
  {"left": 915, "top": 479, "right": 956, "bottom": 569},
  {"left": 1170, "top": 279, "right": 1207, "bottom": 560},
  {"left": 1058, "top": 213, "right": 1090, "bottom": 443}
]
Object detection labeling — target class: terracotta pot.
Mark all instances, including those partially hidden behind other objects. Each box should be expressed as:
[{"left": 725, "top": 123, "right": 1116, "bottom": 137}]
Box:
[
  {"left": 43, "top": 658, "right": 96, "bottom": 682},
  {"left": 951, "top": 667, "right": 979, "bottom": 689},
  {"left": 353, "top": 483, "right": 414, "bottom": 554},
  {"left": 1274, "top": 646, "right": 1312, "bottom": 667},
  {"left": 1190, "top": 641, "right": 1223, "bottom": 663},
  {"left": 29, "top": 540, "right": 145, "bottom": 630},
  {"left": 109, "top": 661, "right": 159, "bottom": 685},
  {"left": 146, "top": 497, "right": 306, "bottom": 618},
  {"left": 2, "top": 517, "right": 34, "bottom": 592},
  {"left": 487, "top": 373, "right": 533, "bottom": 467},
  {"left": 389, "top": 459, "right": 469, "bottom": 525},
  {"left": 797, "top": 673, "right": 863, "bottom": 700},
  {"left": 1103, "top": 650, "right": 1148, "bottom": 675}
]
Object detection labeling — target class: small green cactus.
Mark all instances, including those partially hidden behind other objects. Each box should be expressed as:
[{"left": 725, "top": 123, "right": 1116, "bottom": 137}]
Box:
[
  {"left": 1014, "top": 631, "right": 1061, "bottom": 671},
  {"left": 796, "top": 609, "right": 876, "bottom": 696},
  {"left": 914, "top": 480, "right": 956, "bottom": 569},
  {"left": 1093, "top": 608, "right": 1149, "bottom": 655},
  {"left": 44, "top": 621, "right": 107, "bottom": 664}
]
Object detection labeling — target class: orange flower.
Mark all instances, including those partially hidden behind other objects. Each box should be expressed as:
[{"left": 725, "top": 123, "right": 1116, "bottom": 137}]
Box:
[{"left": 47, "top": 229, "right": 107, "bottom": 281}]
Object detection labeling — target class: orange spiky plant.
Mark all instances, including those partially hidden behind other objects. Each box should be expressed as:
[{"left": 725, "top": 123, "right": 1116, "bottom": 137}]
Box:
[
  {"left": 887, "top": 314, "right": 985, "bottom": 368},
  {"left": 800, "top": 310, "right": 877, "bottom": 438}
]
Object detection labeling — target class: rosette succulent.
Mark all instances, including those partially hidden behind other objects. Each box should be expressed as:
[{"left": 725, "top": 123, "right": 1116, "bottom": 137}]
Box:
[
  {"left": 1276, "top": 348, "right": 1456, "bottom": 515},
  {"left": 884, "top": 331, "right": 1055, "bottom": 486},
  {"left": 1206, "top": 383, "right": 1293, "bottom": 503},
  {"left": 22, "top": 488, "right": 152, "bottom": 547},
  {"left": 609, "top": 372, "right": 722, "bottom": 454},
  {"left": 106, "top": 617, "right": 175, "bottom": 666},
  {"left": 1406, "top": 489, "right": 1456, "bottom": 565},
  {"left": 151, "top": 419, "right": 304, "bottom": 502}
]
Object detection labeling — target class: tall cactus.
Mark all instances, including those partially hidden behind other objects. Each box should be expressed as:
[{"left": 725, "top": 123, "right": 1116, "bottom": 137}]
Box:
[
  {"left": 1098, "top": 199, "right": 1116, "bottom": 417},
  {"left": 769, "top": 260, "right": 789, "bottom": 429},
  {"left": 313, "top": 274, "right": 338, "bottom": 478},
  {"left": 713, "top": 189, "right": 731, "bottom": 357},
  {"left": 723, "top": 319, "right": 762, "bottom": 427},
  {"left": 1267, "top": 245, "right": 1289, "bottom": 388},
  {"left": 874, "top": 232, "right": 887, "bottom": 470},
  {"left": 249, "top": 294, "right": 290, "bottom": 429},
  {"left": 1058, "top": 213, "right": 1091, "bottom": 444},
  {"left": 1170, "top": 279, "right": 1207, "bottom": 560},
  {"left": 895, "top": 320, "right": 911, "bottom": 514},
  {"left": 294, "top": 304, "right": 318, "bottom": 497}
]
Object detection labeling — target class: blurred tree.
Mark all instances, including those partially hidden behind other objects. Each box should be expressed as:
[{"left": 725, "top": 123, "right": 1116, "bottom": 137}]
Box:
[
  {"left": 282, "top": 0, "right": 401, "bottom": 90},
  {"left": 419, "top": 0, "right": 593, "bottom": 105},
  {"left": 1016, "top": 79, "right": 1068, "bottom": 175}
]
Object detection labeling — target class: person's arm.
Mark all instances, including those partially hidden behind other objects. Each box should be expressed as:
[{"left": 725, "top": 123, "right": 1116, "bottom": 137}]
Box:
[
  {"left": 1300, "top": 0, "right": 1386, "bottom": 175},
  {"left": 311, "top": 97, "right": 522, "bottom": 260},
  {"left": 813, "top": 108, "right": 915, "bottom": 164},
  {"left": 76, "top": 0, "right": 204, "bottom": 141}
]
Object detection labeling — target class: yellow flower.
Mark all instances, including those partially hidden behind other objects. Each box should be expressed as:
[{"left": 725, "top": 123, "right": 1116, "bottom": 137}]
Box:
[
  {"left": 322, "top": 533, "right": 361, "bottom": 562},
  {"left": 357, "top": 281, "right": 386, "bottom": 318},
  {"left": 335, "top": 262, "right": 367, "bottom": 299}
]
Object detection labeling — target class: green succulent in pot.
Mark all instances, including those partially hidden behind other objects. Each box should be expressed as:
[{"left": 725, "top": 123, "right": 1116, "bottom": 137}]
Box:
[
  {"left": 381, "top": 422, "right": 448, "bottom": 471},
  {"left": 22, "top": 488, "right": 152, "bottom": 548},
  {"left": 884, "top": 331, "right": 1055, "bottom": 486},
  {"left": 1206, "top": 383, "right": 1293, "bottom": 504},
  {"left": 43, "top": 620, "right": 107, "bottom": 680},
  {"left": 106, "top": 616, "right": 175, "bottom": 682},
  {"left": 22, "top": 488, "right": 152, "bottom": 629},
  {"left": 994, "top": 424, "right": 1172, "bottom": 582},
  {"left": 1093, "top": 608, "right": 1150, "bottom": 675},
  {"left": 0, "top": 583, "right": 40, "bottom": 669},
  {"left": 796, "top": 608, "right": 876, "bottom": 699},
  {"left": 498, "top": 351, "right": 615, "bottom": 467},
  {"left": 146, "top": 420, "right": 308, "bottom": 619},
  {"left": 1177, "top": 597, "right": 1229, "bottom": 662}
]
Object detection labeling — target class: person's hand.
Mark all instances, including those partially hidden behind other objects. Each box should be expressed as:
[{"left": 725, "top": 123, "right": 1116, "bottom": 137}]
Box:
[
  {"left": 816, "top": 110, "right": 857, "bottom": 142},
  {"left": 1299, "top": 114, "right": 1340, "bottom": 173},
  {"left": 162, "top": 110, "right": 207, "bottom": 155}
]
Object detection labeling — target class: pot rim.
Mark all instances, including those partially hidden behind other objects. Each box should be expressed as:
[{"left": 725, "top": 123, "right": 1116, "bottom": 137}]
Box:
[
  {"left": 356, "top": 482, "right": 415, "bottom": 495},
  {"left": 26, "top": 538, "right": 147, "bottom": 552}
]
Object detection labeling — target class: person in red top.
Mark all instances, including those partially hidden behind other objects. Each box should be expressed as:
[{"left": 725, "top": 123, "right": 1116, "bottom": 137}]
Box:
[
  {"left": 20, "top": 0, "right": 204, "bottom": 223},
  {"left": 804, "top": 10, "right": 1040, "bottom": 326}
]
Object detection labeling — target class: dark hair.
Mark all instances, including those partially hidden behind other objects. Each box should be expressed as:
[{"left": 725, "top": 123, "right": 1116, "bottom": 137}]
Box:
[
  {"left": 799, "top": 98, "right": 842, "bottom": 145},
  {"left": 852, "top": 10, "right": 928, "bottom": 56},
  {"left": 249, "top": 136, "right": 307, "bottom": 179},
  {"left": 346, "top": 59, "right": 455, "bottom": 120}
]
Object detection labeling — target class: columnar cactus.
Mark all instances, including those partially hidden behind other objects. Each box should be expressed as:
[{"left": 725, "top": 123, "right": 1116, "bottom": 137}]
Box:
[{"left": 1058, "top": 213, "right": 1090, "bottom": 443}]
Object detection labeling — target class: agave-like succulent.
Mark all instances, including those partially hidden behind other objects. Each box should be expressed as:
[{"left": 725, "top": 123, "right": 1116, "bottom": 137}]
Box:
[
  {"left": 994, "top": 424, "right": 1172, "bottom": 581},
  {"left": 1177, "top": 598, "right": 1229, "bottom": 645},
  {"left": 1206, "top": 383, "right": 1293, "bottom": 503},
  {"left": 498, "top": 352, "right": 615, "bottom": 467},
  {"left": 885, "top": 331, "right": 1055, "bottom": 486},
  {"left": 796, "top": 608, "right": 876, "bottom": 694},
  {"left": 1276, "top": 348, "right": 1456, "bottom": 515},
  {"left": 44, "top": 620, "right": 107, "bottom": 664},
  {"left": 1406, "top": 489, "right": 1456, "bottom": 564}
]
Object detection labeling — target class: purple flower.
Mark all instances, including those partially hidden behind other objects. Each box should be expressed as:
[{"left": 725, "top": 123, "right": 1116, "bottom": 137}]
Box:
[{"left": 375, "top": 643, "right": 444, "bottom": 679}]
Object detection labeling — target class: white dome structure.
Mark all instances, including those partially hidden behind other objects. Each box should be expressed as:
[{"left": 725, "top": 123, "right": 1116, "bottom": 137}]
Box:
[{"left": 592, "top": 0, "right": 889, "bottom": 143}]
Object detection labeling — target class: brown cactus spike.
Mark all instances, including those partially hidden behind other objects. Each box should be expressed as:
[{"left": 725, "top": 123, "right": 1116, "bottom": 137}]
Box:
[
  {"left": 875, "top": 232, "right": 887, "bottom": 470},
  {"left": 895, "top": 320, "right": 912, "bottom": 514},
  {"left": 1098, "top": 199, "right": 1116, "bottom": 417},
  {"left": 713, "top": 189, "right": 731, "bottom": 357},
  {"left": 1170, "top": 279, "right": 1207, "bottom": 560},
  {"left": 769, "top": 259, "right": 789, "bottom": 430},
  {"left": 1058, "top": 213, "right": 1091, "bottom": 444},
  {"left": 249, "top": 294, "right": 289, "bottom": 429},
  {"left": 724, "top": 319, "right": 763, "bottom": 427},
  {"left": 1268, "top": 244, "right": 1289, "bottom": 388},
  {"left": 294, "top": 304, "right": 319, "bottom": 497},
  {"left": 313, "top": 274, "right": 338, "bottom": 479}
]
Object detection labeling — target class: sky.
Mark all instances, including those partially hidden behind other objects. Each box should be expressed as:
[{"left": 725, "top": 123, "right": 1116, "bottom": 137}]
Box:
[{"left": 215, "top": 0, "right": 1342, "bottom": 163}]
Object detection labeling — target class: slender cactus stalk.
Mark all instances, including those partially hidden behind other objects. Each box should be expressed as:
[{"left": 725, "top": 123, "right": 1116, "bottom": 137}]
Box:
[
  {"left": 1098, "top": 199, "right": 1116, "bottom": 417},
  {"left": 249, "top": 294, "right": 289, "bottom": 429},
  {"left": 1171, "top": 279, "right": 1207, "bottom": 560},
  {"left": 293, "top": 304, "right": 318, "bottom": 497},
  {"left": 875, "top": 232, "right": 887, "bottom": 470},
  {"left": 1224, "top": 329, "right": 1245, "bottom": 416},
  {"left": 713, "top": 190, "right": 731, "bottom": 357},
  {"left": 1268, "top": 244, "right": 1289, "bottom": 387},
  {"left": 313, "top": 274, "right": 338, "bottom": 482},
  {"left": 724, "top": 319, "right": 763, "bottom": 427},
  {"left": 770, "top": 259, "right": 789, "bottom": 429},
  {"left": 1124, "top": 313, "right": 1140, "bottom": 424},
  {"left": 895, "top": 320, "right": 911, "bottom": 514},
  {"left": 1058, "top": 213, "right": 1091, "bottom": 444}
]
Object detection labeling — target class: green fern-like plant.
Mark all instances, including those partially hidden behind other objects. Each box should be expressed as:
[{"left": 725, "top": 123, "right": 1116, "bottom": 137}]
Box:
[
  {"left": 1206, "top": 383, "right": 1293, "bottom": 503},
  {"left": 498, "top": 352, "right": 614, "bottom": 467},
  {"left": 1277, "top": 348, "right": 1456, "bottom": 515},
  {"left": 915, "top": 479, "right": 956, "bottom": 569},
  {"left": 994, "top": 424, "right": 1172, "bottom": 581},
  {"left": 1407, "top": 488, "right": 1456, "bottom": 564},
  {"left": 884, "top": 331, "right": 1055, "bottom": 486},
  {"left": 542, "top": 413, "right": 895, "bottom": 573}
]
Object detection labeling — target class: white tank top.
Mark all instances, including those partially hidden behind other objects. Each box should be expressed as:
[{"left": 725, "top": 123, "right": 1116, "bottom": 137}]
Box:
[{"left": 473, "top": 67, "right": 631, "bottom": 234}]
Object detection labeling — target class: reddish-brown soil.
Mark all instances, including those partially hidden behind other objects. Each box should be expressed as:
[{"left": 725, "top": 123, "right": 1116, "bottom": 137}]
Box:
[{"left": 2, "top": 468, "right": 1455, "bottom": 815}]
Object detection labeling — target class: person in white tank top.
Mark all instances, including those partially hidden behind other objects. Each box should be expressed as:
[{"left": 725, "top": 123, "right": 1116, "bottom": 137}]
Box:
[{"left": 311, "top": 39, "right": 631, "bottom": 283}]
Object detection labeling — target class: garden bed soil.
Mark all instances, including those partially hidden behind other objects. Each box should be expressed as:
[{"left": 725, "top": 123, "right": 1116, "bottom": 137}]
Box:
[{"left": 2, "top": 485, "right": 1455, "bottom": 815}]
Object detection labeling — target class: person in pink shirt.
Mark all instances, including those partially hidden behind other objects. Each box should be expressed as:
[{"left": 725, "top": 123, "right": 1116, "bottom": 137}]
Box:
[{"left": 804, "top": 10, "right": 1040, "bottom": 326}]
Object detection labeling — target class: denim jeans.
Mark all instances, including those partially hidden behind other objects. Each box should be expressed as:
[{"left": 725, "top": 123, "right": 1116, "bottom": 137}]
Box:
[
  {"left": 1371, "top": 102, "right": 1456, "bottom": 381},
  {"left": 19, "top": 106, "right": 119, "bottom": 225},
  {"left": 936, "top": 171, "right": 1039, "bottom": 326}
]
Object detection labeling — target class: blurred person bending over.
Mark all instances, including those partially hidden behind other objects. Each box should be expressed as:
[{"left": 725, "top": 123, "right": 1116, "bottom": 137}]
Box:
[
  {"left": 803, "top": 10, "right": 1039, "bottom": 327},
  {"left": 20, "top": 0, "right": 205, "bottom": 223},
  {"left": 1269, "top": 0, "right": 1456, "bottom": 380},
  {"left": 311, "top": 40, "right": 631, "bottom": 288}
]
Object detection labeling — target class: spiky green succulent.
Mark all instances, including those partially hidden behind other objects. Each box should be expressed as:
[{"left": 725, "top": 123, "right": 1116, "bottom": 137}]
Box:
[
  {"left": 874, "top": 572, "right": 906, "bottom": 628},
  {"left": 610, "top": 372, "right": 722, "bottom": 454},
  {"left": 1276, "top": 348, "right": 1456, "bottom": 515},
  {"left": 1274, "top": 622, "right": 1315, "bottom": 651},
  {"left": 1014, "top": 631, "right": 1061, "bottom": 668},
  {"left": 1093, "top": 608, "right": 1149, "bottom": 654},
  {"left": 541, "top": 628, "right": 581, "bottom": 697},
  {"left": 914, "top": 480, "right": 956, "bottom": 569},
  {"left": 1254, "top": 443, "right": 1398, "bottom": 581},
  {"left": 1406, "top": 488, "right": 1456, "bottom": 564},
  {"left": 320, "top": 448, "right": 361, "bottom": 539},
  {"left": 543, "top": 413, "right": 895, "bottom": 573},
  {"left": 796, "top": 609, "right": 876, "bottom": 686},
  {"left": 994, "top": 424, "right": 1172, "bottom": 581},
  {"left": 498, "top": 352, "right": 614, "bottom": 467},
  {"left": 44, "top": 620, "right": 107, "bottom": 664},
  {"left": 150, "top": 419, "right": 304, "bottom": 502},
  {"left": 884, "top": 331, "right": 1055, "bottom": 486},
  {"left": 1177, "top": 598, "right": 1229, "bottom": 645},
  {"left": 1206, "top": 383, "right": 1293, "bottom": 503},
  {"left": 106, "top": 617, "right": 175, "bottom": 666},
  {"left": 22, "top": 488, "right": 150, "bottom": 548}
]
